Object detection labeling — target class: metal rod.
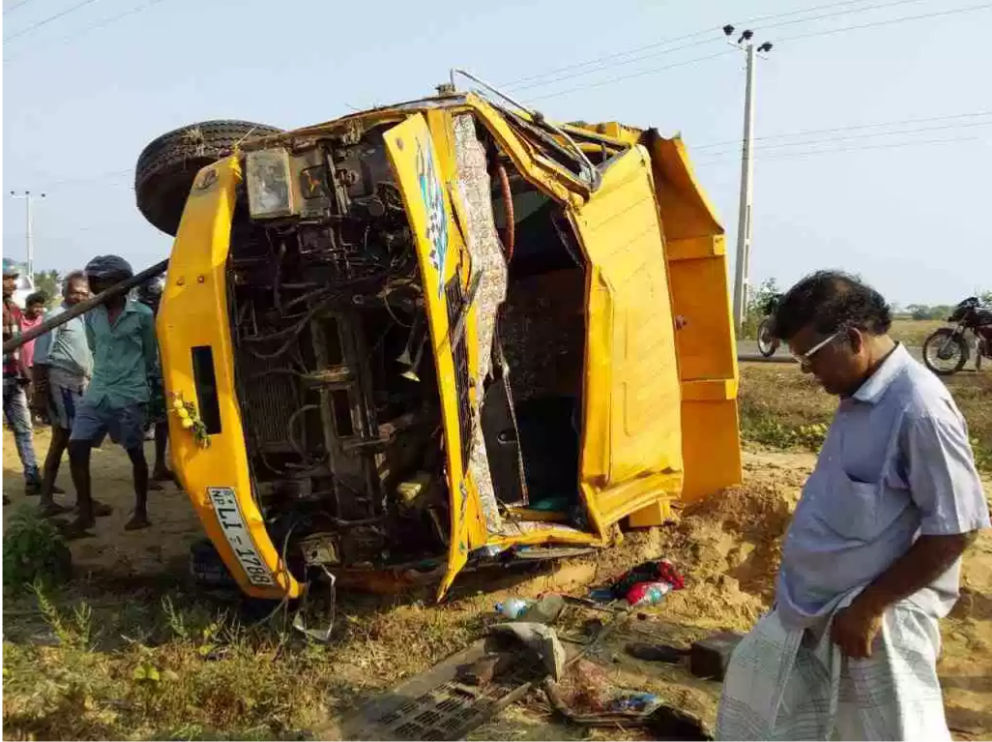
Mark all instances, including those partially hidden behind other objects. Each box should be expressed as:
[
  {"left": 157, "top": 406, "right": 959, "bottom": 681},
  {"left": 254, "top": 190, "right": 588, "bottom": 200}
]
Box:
[
  {"left": 2, "top": 258, "right": 170, "bottom": 354},
  {"left": 449, "top": 68, "right": 600, "bottom": 189}
]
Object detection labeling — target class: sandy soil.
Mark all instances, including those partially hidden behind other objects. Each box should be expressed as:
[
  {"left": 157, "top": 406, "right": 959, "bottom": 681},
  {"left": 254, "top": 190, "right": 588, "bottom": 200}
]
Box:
[
  {"left": 2, "top": 427, "right": 201, "bottom": 581},
  {"left": 3, "top": 430, "right": 991, "bottom": 739}
]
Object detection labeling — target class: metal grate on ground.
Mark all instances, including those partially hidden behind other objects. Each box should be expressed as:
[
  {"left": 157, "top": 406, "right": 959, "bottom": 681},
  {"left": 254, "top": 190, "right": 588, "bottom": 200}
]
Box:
[{"left": 336, "top": 637, "right": 544, "bottom": 741}]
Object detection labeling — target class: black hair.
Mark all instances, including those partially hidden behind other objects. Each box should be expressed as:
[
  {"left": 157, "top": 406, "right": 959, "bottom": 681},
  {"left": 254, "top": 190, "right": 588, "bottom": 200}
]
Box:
[
  {"left": 62, "top": 270, "right": 87, "bottom": 294},
  {"left": 26, "top": 291, "right": 48, "bottom": 307},
  {"left": 772, "top": 270, "right": 892, "bottom": 341}
]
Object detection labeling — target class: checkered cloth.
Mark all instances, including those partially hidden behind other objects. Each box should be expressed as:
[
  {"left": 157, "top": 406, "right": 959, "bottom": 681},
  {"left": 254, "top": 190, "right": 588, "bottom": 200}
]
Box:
[
  {"left": 3, "top": 300, "right": 24, "bottom": 380},
  {"left": 717, "top": 599, "right": 951, "bottom": 740}
]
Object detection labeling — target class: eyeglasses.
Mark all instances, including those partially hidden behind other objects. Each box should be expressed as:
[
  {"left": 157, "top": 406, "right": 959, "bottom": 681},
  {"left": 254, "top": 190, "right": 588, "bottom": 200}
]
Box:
[{"left": 791, "top": 330, "right": 844, "bottom": 369}]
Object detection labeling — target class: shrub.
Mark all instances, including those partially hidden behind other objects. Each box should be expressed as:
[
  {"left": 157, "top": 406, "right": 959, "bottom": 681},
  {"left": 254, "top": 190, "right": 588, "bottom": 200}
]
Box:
[{"left": 3, "top": 507, "right": 72, "bottom": 592}]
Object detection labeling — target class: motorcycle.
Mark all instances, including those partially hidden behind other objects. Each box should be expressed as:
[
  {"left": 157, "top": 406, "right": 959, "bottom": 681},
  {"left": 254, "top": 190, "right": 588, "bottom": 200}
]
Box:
[
  {"left": 922, "top": 297, "right": 992, "bottom": 376},
  {"left": 756, "top": 293, "right": 784, "bottom": 358}
]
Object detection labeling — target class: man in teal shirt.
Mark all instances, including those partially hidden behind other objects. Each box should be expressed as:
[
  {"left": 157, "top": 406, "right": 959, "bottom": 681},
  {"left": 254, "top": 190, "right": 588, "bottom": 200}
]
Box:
[
  {"left": 32, "top": 270, "right": 92, "bottom": 516},
  {"left": 66, "top": 255, "right": 157, "bottom": 535}
]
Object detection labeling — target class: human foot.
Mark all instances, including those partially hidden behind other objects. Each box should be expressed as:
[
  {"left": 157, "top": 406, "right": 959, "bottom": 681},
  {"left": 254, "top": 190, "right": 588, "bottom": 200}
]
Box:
[
  {"left": 151, "top": 468, "right": 175, "bottom": 483},
  {"left": 38, "top": 502, "right": 70, "bottom": 518},
  {"left": 59, "top": 516, "right": 95, "bottom": 540},
  {"left": 124, "top": 512, "right": 152, "bottom": 531},
  {"left": 74, "top": 500, "right": 113, "bottom": 517}
]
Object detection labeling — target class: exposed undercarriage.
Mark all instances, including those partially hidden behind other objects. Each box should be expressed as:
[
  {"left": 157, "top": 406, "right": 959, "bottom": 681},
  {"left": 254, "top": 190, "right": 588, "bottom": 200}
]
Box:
[{"left": 227, "top": 115, "right": 591, "bottom": 581}]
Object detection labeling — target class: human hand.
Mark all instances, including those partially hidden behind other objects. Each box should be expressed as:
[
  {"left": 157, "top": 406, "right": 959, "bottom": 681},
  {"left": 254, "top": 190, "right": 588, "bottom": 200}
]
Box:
[{"left": 830, "top": 598, "right": 884, "bottom": 659}]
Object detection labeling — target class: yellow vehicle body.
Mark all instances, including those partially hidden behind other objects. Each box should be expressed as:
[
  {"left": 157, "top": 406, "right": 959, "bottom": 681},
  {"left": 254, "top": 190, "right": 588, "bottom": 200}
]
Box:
[{"left": 156, "top": 90, "right": 740, "bottom": 602}]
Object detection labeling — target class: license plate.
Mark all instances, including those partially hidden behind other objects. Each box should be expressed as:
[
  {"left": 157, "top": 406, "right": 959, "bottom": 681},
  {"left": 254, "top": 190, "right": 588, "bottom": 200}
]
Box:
[{"left": 207, "top": 487, "right": 275, "bottom": 587}]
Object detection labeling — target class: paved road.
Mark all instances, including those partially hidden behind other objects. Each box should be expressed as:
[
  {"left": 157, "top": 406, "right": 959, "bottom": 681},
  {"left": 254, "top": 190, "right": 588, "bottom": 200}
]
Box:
[{"left": 737, "top": 340, "right": 924, "bottom": 363}]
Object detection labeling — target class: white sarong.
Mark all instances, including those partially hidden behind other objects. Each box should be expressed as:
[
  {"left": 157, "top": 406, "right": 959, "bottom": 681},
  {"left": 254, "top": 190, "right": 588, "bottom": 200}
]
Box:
[{"left": 716, "top": 602, "right": 950, "bottom": 740}]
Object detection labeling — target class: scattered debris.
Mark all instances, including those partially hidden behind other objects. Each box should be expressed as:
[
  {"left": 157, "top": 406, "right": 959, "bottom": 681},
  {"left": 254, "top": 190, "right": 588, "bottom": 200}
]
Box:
[
  {"left": 456, "top": 653, "right": 502, "bottom": 686},
  {"left": 625, "top": 642, "right": 688, "bottom": 664},
  {"left": 587, "top": 558, "right": 687, "bottom": 607},
  {"left": 543, "top": 677, "right": 712, "bottom": 739},
  {"left": 333, "top": 636, "right": 545, "bottom": 741},
  {"left": 519, "top": 593, "right": 565, "bottom": 624},
  {"left": 625, "top": 580, "right": 672, "bottom": 607},
  {"left": 494, "top": 597, "right": 531, "bottom": 619},
  {"left": 554, "top": 658, "right": 614, "bottom": 712},
  {"left": 491, "top": 622, "right": 566, "bottom": 681},
  {"left": 689, "top": 631, "right": 746, "bottom": 681},
  {"left": 610, "top": 692, "right": 661, "bottom": 713}
]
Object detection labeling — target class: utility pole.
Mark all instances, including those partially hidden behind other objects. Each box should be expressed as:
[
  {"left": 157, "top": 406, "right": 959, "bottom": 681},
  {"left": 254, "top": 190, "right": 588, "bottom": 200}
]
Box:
[
  {"left": 9, "top": 190, "right": 46, "bottom": 280},
  {"left": 723, "top": 26, "right": 773, "bottom": 333}
]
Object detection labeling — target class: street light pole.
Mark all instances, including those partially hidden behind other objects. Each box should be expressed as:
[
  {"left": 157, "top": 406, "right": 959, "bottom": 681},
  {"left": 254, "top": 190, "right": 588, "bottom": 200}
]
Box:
[
  {"left": 9, "top": 190, "right": 46, "bottom": 280},
  {"left": 731, "top": 42, "right": 757, "bottom": 333},
  {"left": 723, "top": 27, "right": 773, "bottom": 334}
]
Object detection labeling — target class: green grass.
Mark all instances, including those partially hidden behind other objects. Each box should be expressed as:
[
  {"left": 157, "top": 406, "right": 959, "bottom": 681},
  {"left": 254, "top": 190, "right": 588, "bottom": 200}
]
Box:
[
  {"left": 2, "top": 580, "right": 490, "bottom": 741},
  {"left": 739, "top": 363, "right": 992, "bottom": 472},
  {"left": 4, "top": 359, "right": 987, "bottom": 741},
  {"left": 889, "top": 318, "right": 944, "bottom": 348}
]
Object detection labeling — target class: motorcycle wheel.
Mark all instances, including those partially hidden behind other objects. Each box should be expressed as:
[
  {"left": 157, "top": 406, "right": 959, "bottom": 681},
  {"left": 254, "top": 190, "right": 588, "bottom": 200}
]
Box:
[
  {"left": 923, "top": 328, "right": 969, "bottom": 376},
  {"left": 757, "top": 319, "right": 778, "bottom": 358}
]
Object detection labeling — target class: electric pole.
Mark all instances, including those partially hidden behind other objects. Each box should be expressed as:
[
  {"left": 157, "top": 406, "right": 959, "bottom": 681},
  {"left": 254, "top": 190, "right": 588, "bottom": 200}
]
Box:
[
  {"left": 9, "top": 190, "right": 46, "bottom": 280},
  {"left": 723, "top": 26, "right": 772, "bottom": 333}
]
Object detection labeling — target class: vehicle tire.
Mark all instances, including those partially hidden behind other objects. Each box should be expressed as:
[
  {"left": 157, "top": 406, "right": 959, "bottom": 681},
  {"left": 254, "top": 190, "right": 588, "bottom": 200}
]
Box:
[
  {"left": 756, "top": 318, "right": 778, "bottom": 357},
  {"left": 922, "top": 328, "right": 969, "bottom": 376},
  {"left": 135, "top": 120, "right": 283, "bottom": 236}
]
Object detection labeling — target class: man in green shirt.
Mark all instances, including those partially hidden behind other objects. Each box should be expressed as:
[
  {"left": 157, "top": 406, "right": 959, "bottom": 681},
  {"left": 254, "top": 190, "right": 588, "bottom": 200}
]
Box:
[{"left": 66, "top": 256, "right": 157, "bottom": 535}]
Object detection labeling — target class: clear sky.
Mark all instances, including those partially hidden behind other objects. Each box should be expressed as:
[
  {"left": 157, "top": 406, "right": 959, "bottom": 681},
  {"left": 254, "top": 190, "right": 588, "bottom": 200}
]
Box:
[{"left": 3, "top": 0, "right": 990, "bottom": 305}]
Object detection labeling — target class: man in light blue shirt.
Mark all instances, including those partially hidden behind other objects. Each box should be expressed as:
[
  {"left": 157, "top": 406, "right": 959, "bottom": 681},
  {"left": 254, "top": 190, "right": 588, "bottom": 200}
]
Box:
[
  {"left": 32, "top": 270, "right": 92, "bottom": 516},
  {"left": 718, "top": 271, "right": 989, "bottom": 740},
  {"left": 66, "top": 256, "right": 158, "bottom": 536}
]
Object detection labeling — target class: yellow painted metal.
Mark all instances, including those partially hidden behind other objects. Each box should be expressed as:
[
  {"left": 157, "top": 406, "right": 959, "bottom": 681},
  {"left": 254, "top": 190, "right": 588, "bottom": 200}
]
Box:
[
  {"left": 159, "top": 94, "right": 742, "bottom": 600},
  {"left": 643, "top": 134, "right": 743, "bottom": 503},
  {"left": 568, "top": 145, "right": 684, "bottom": 534},
  {"left": 158, "top": 157, "right": 303, "bottom": 600},
  {"left": 424, "top": 108, "right": 490, "bottom": 552},
  {"left": 381, "top": 114, "right": 475, "bottom": 600}
]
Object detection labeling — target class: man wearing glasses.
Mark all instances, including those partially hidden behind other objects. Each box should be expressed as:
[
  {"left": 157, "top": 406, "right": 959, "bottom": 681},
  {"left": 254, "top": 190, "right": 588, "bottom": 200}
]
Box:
[{"left": 718, "top": 271, "right": 989, "bottom": 740}]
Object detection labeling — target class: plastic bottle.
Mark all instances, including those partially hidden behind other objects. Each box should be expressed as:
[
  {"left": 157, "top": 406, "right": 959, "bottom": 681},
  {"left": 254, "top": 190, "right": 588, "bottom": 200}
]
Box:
[
  {"left": 625, "top": 581, "right": 672, "bottom": 607},
  {"left": 495, "top": 597, "right": 532, "bottom": 619},
  {"left": 610, "top": 693, "right": 660, "bottom": 712}
]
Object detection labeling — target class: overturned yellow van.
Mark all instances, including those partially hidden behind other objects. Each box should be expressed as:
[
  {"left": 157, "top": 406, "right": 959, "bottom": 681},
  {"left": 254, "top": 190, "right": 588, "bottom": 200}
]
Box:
[{"left": 138, "top": 77, "right": 741, "bottom": 603}]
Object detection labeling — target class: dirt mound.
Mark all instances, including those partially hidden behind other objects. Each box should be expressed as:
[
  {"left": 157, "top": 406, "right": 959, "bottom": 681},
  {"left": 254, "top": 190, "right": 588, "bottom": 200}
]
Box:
[{"left": 646, "top": 481, "right": 798, "bottom": 631}]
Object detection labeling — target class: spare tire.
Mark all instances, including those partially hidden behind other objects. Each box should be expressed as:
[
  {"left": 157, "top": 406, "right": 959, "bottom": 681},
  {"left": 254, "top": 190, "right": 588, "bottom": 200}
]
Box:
[{"left": 135, "top": 120, "right": 283, "bottom": 236}]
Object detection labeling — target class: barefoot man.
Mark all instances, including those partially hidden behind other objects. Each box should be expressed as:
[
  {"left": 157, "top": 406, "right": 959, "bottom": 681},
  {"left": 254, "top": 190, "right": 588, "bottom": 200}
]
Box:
[
  {"left": 717, "top": 271, "right": 989, "bottom": 740},
  {"left": 66, "top": 256, "right": 157, "bottom": 534},
  {"left": 32, "top": 271, "right": 92, "bottom": 516}
]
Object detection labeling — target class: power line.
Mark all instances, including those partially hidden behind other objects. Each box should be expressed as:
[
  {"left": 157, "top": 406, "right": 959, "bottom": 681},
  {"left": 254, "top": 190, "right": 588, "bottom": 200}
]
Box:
[
  {"left": 501, "top": 28, "right": 715, "bottom": 89},
  {"left": 504, "top": 0, "right": 928, "bottom": 93},
  {"left": 693, "top": 117, "right": 992, "bottom": 162},
  {"left": 692, "top": 110, "right": 992, "bottom": 151},
  {"left": 501, "top": 0, "right": 880, "bottom": 88},
  {"left": 510, "top": 37, "right": 723, "bottom": 92},
  {"left": 3, "top": 0, "right": 101, "bottom": 42},
  {"left": 755, "top": 0, "right": 930, "bottom": 33},
  {"left": 3, "top": 0, "right": 40, "bottom": 15},
  {"left": 694, "top": 135, "right": 983, "bottom": 166},
  {"left": 4, "top": 0, "right": 173, "bottom": 60},
  {"left": 521, "top": 3, "right": 992, "bottom": 103},
  {"left": 527, "top": 49, "right": 737, "bottom": 102},
  {"left": 778, "top": 2, "right": 992, "bottom": 42},
  {"left": 762, "top": 135, "right": 984, "bottom": 160}
]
